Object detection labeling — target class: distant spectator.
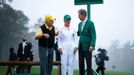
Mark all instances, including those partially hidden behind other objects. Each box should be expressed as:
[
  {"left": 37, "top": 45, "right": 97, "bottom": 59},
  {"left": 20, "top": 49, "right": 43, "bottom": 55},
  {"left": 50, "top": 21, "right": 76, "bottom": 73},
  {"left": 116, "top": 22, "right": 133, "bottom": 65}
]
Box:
[
  {"left": 27, "top": 50, "right": 34, "bottom": 74},
  {"left": 6, "top": 47, "right": 17, "bottom": 75},
  {"left": 9, "top": 47, "right": 17, "bottom": 61},
  {"left": 16, "top": 35, "right": 32, "bottom": 73}
]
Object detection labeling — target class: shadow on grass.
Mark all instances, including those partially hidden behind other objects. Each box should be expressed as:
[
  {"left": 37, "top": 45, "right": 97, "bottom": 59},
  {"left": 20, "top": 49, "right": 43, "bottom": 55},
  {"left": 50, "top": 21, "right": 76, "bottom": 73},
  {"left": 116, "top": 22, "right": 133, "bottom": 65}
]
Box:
[{"left": 1, "top": 66, "right": 134, "bottom": 75}]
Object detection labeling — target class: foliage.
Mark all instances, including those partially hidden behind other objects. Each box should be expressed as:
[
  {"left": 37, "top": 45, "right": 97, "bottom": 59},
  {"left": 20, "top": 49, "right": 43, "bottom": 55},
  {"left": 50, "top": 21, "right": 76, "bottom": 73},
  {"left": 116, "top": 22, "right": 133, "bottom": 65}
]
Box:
[
  {"left": 108, "top": 40, "right": 134, "bottom": 72},
  {"left": 0, "top": 4, "right": 29, "bottom": 60}
]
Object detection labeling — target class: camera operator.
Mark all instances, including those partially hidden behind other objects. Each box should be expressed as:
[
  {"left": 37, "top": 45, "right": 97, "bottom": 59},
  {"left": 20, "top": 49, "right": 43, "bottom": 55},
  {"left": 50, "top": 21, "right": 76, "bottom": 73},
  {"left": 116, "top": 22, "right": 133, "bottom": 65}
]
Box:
[{"left": 94, "top": 48, "right": 109, "bottom": 75}]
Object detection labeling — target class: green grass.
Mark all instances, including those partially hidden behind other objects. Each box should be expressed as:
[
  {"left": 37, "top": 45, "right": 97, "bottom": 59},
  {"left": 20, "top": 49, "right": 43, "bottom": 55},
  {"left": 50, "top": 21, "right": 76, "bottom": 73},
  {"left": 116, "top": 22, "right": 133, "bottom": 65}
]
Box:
[
  {"left": 105, "top": 70, "right": 134, "bottom": 75},
  {"left": 0, "top": 66, "right": 134, "bottom": 75}
]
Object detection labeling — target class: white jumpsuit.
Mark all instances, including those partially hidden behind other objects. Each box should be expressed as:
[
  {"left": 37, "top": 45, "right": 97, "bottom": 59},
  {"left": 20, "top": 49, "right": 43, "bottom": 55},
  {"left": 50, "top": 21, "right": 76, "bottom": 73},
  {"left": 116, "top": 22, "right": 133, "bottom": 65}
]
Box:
[{"left": 58, "top": 26, "right": 77, "bottom": 75}]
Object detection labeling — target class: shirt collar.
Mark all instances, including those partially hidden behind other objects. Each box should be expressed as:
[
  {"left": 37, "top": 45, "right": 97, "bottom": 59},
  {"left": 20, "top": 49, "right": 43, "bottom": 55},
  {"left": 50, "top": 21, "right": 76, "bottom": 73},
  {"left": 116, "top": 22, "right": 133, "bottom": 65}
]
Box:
[
  {"left": 64, "top": 26, "right": 70, "bottom": 30},
  {"left": 82, "top": 18, "right": 87, "bottom": 23},
  {"left": 23, "top": 41, "right": 26, "bottom": 45},
  {"left": 45, "top": 24, "right": 52, "bottom": 30},
  {"left": 23, "top": 41, "right": 26, "bottom": 43}
]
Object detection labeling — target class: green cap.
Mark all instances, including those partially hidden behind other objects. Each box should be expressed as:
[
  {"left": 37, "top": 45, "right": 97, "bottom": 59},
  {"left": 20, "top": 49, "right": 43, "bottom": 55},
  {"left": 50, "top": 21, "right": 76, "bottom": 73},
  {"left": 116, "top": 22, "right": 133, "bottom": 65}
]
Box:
[{"left": 64, "top": 14, "right": 71, "bottom": 20}]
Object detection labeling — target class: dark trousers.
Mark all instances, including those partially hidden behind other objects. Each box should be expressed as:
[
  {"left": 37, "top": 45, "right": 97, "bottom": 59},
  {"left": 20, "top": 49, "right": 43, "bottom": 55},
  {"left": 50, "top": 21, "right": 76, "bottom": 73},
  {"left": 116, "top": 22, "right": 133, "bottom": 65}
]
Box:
[
  {"left": 39, "top": 46, "right": 54, "bottom": 75},
  {"left": 54, "top": 43, "right": 60, "bottom": 61},
  {"left": 96, "top": 65, "right": 105, "bottom": 75},
  {"left": 17, "top": 65, "right": 27, "bottom": 73},
  {"left": 16, "top": 57, "right": 28, "bottom": 74},
  {"left": 79, "top": 45, "right": 93, "bottom": 75},
  {"left": 27, "top": 65, "right": 32, "bottom": 73},
  {"left": 6, "top": 66, "right": 12, "bottom": 75}
]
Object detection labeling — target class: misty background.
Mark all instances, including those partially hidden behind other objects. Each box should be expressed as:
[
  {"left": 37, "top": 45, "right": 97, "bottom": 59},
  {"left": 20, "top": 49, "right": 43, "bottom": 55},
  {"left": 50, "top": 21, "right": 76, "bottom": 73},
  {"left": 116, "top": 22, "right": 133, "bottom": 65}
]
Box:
[{"left": 0, "top": 0, "right": 134, "bottom": 73}]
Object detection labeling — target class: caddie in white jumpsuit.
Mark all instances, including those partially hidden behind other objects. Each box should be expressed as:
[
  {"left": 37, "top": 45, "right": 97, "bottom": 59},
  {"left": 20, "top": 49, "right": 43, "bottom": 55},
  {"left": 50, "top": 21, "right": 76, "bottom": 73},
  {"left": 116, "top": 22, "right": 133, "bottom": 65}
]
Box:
[{"left": 58, "top": 14, "right": 78, "bottom": 75}]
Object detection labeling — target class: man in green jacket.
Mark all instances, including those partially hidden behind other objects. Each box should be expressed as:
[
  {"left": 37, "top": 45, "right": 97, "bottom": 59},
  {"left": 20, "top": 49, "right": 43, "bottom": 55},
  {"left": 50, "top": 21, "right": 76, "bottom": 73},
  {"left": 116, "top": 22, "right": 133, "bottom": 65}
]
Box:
[{"left": 77, "top": 9, "right": 96, "bottom": 75}]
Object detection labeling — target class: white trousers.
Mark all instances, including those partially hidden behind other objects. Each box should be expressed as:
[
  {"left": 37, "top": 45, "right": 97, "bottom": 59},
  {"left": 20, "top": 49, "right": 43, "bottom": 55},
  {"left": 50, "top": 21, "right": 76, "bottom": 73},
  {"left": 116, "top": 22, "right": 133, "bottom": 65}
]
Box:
[{"left": 61, "top": 43, "right": 75, "bottom": 75}]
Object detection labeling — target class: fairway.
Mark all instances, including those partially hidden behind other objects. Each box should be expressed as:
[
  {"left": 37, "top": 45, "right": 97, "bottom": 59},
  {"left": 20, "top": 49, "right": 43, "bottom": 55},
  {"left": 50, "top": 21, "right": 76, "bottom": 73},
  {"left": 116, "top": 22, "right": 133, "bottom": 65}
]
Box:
[{"left": 0, "top": 66, "right": 134, "bottom": 75}]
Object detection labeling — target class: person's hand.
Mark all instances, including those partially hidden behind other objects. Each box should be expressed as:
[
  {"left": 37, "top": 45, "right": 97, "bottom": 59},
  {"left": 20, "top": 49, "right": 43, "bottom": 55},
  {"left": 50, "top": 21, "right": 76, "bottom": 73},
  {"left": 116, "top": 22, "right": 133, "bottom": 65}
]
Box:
[
  {"left": 55, "top": 31, "right": 59, "bottom": 36},
  {"left": 89, "top": 46, "right": 94, "bottom": 52},
  {"left": 73, "top": 47, "right": 78, "bottom": 54},
  {"left": 17, "top": 57, "right": 20, "bottom": 61},
  {"left": 58, "top": 48, "right": 63, "bottom": 54},
  {"left": 27, "top": 58, "right": 30, "bottom": 61},
  {"left": 43, "top": 34, "right": 49, "bottom": 39}
]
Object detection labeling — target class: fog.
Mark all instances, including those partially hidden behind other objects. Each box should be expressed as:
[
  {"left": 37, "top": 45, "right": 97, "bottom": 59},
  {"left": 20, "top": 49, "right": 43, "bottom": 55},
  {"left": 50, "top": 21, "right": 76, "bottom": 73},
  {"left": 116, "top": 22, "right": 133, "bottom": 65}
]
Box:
[{"left": 0, "top": 0, "right": 134, "bottom": 73}]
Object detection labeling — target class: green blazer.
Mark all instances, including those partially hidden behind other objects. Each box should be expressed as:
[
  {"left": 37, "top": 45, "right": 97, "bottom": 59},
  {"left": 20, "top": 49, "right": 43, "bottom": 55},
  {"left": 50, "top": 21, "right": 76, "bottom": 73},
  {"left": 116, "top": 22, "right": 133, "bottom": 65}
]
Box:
[{"left": 78, "top": 19, "right": 96, "bottom": 51}]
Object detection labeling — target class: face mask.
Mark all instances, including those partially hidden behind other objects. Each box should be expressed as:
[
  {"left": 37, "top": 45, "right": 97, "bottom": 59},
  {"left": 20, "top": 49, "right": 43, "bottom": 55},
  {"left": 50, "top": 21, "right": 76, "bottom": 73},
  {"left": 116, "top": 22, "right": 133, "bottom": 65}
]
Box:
[{"left": 23, "top": 39, "right": 26, "bottom": 42}]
